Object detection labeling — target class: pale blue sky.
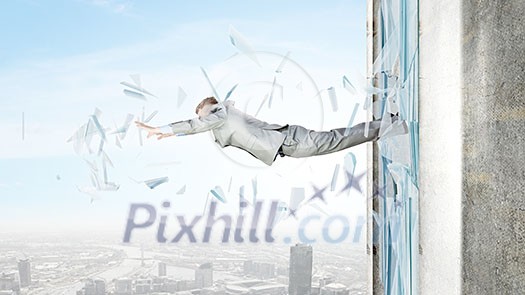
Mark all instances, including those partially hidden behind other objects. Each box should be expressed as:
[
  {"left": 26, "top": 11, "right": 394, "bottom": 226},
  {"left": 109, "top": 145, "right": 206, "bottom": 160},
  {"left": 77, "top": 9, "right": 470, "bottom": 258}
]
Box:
[{"left": 0, "top": 0, "right": 369, "bottom": 238}]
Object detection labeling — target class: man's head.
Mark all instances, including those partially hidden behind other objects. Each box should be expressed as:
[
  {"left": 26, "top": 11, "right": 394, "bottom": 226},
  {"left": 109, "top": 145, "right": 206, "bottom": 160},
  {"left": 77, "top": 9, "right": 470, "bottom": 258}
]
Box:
[{"left": 195, "top": 96, "right": 218, "bottom": 117}]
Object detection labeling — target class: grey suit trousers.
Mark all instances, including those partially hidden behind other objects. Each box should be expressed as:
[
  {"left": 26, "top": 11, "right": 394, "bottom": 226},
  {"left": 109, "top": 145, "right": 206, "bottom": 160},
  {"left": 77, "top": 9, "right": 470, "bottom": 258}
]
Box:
[{"left": 278, "top": 119, "right": 382, "bottom": 158}]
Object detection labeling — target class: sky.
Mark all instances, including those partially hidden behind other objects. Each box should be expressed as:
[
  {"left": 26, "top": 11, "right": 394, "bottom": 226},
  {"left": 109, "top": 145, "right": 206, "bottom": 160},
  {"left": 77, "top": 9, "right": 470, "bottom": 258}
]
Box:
[{"left": 0, "top": 0, "right": 371, "bottom": 243}]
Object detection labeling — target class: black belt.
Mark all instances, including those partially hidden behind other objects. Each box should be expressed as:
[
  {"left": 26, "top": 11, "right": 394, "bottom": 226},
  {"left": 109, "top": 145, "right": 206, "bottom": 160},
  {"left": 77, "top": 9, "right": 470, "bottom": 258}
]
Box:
[{"left": 278, "top": 146, "right": 285, "bottom": 157}]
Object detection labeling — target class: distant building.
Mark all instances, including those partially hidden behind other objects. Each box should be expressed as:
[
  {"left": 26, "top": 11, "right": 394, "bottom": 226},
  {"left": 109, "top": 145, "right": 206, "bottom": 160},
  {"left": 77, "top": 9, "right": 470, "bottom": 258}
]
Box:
[
  {"left": 83, "top": 279, "right": 96, "bottom": 295},
  {"left": 164, "top": 278, "right": 178, "bottom": 293},
  {"left": 243, "top": 260, "right": 253, "bottom": 275},
  {"left": 93, "top": 279, "right": 106, "bottom": 295},
  {"left": 76, "top": 278, "right": 105, "bottom": 295},
  {"left": 200, "top": 286, "right": 226, "bottom": 295},
  {"left": 288, "top": 244, "right": 313, "bottom": 295},
  {"left": 135, "top": 284, "right": 151, "bottom": 294},
  {"left": 114, "top": 278, "right": 132, "bottom": 295},
  {"left": 195, "top": 263, "right": 213, "bottom": 288},
  {"left": 248, "top": 283, "right": 287, "bottom": 295},
  {"left": 321, "top": 283, "right": 349, "bottom": 295},
  {"left": 17, "top": 259, "right": 31, "bottom": 287},
  {"left": 243, "top": 260, "right": 276, "bottom": 279},
  {"left": 276, "top": 266, "right": 288, "bottom": 277},
  {"left": 151, "top": 276, "right": 166, "bottom": 292},
  {"left": 254, "top": 262, "right": 275, "bottom": 279},
  {"left": 0, "top": 272, "right": 19, "bottom": 292},
  {"left": 135, "top": 278, "right": 152, "bottom": 294},
  {"left": 159, "top": 262, "right": 167, "bottom": 277},
  {"left": 224, "top": 280, "right": 285, "bottom": 295},
  {"left": 311, "top": 285, "right": 321, "bottom": 295},
  {"left": 275, "top": 275, "right": 288, "bottom": 285},
  {"left": 319, "top": 277, "right": 335, "bottom": 288}
]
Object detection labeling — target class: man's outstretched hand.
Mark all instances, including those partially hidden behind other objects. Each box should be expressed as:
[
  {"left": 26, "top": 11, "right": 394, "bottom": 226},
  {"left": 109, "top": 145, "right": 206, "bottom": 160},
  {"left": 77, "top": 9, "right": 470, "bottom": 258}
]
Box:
[{"left": 135, "top": 121, "right": 172, "bottom": 140}]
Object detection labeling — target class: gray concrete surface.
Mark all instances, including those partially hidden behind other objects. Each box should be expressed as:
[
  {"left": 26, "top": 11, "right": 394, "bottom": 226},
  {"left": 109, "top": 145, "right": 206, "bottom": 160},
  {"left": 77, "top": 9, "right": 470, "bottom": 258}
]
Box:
[
  {"left": 461, "top": 0, "right": 525, "bottom": 293},
  {"left": 419, "top": 0, "right": 524, "bottom": 294},
  {"left": 367, "top": 0, "right": 385, "bottom": 293}
]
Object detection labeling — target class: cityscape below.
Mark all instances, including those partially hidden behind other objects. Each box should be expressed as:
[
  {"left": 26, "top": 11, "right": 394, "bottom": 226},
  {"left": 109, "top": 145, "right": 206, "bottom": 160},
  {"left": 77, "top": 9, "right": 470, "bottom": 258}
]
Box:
[{"left": 0, "top": 231, "right": 366, "bottom": 295}]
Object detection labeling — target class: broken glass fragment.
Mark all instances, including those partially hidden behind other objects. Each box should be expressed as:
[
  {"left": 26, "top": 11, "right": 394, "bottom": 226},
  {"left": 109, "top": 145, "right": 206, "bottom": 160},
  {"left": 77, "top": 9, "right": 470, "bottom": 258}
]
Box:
[
  {"left": 344, "top": 103, "right": 360, "bottom": 136},
  {"left": 123, "top": 89, "right": 147, "bottom": 100},
  {"left": 177, "top": 185, "right": 186, "bottom": 195},
  {"left": 200, "top": 67, "right": 222, "bottom": 101},
  {"left": 330, "top": 164, "right": 340, "bottom": 191},
  {"left": 327, "top": 87, "right": 338, "bottom": 112},
  {"left": 211, "top": 186, "right": 226, "bottom": 203},
  {"left": 224, "top": 84, "right": 239, "bottom": 101},
  {"left": 177, "top": 86, "right": 187, "bottom": 107},
  {"left": 144, "top": 177, "right": 169, "bottom": 189},
  {"left": 275, "top": 51, "right": 291, "bottom": 73},
  {"left": 228, "top": 25, "right": 262, "bottom": 67},
  {"left": 342, "top": 75, "right": 358, "bottom": 95}
]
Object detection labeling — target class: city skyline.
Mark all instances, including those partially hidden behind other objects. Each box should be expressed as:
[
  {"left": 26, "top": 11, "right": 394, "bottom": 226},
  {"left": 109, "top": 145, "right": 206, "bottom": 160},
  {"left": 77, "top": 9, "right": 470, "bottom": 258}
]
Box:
[{"left": 0, "top": 231, "right": 365, "bottom": 294}]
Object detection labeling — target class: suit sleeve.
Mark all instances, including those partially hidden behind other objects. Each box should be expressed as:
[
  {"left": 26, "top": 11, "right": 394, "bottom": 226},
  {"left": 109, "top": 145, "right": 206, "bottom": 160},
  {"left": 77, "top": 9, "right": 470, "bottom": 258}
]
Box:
[{"left": 161, "top": 106, "right": 227, "bottom": 135}]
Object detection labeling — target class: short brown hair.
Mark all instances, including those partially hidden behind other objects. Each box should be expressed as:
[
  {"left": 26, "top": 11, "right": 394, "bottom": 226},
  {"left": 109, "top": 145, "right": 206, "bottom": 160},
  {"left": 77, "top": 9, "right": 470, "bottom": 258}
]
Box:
[{"left": 195, "top": 96, "right": 218, "bottom": 114}]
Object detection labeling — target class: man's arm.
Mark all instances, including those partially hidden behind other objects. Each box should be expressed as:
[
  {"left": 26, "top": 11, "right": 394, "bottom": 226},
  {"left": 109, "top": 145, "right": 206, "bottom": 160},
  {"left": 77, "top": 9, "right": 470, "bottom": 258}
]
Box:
[
  {"left": 135, "top": 105, "right": 227, "bottom": 140},
  {"left": 161, "top": 105, "right": 227, "bottom": 135}
]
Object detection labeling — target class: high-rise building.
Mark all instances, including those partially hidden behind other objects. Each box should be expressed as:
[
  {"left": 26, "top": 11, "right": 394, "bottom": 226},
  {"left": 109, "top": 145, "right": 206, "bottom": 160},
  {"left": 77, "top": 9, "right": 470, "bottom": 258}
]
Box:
[
  {"left": 195, "top": 263, "right": 213, "bottom": 288},
  {"left": 17, "top": 259, "right": 31, "bottom": 287},
  {"left": 288, "top": 244, "right": 313, "bottom": 295},
  {"left": 158, "top": 262, "right": 167, "bottom": 277}
]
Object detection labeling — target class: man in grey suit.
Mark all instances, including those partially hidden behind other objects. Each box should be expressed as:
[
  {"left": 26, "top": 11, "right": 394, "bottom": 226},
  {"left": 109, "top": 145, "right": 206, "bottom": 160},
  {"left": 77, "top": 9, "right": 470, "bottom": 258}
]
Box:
[{"left": 135, "top": 97, "right": 406, "bottom": 166}]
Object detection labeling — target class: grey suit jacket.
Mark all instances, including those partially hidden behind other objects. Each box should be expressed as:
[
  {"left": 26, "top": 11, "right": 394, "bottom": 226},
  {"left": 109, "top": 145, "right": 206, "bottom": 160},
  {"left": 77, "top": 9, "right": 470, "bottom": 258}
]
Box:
[{"left": 165, "top": 101, "right": 287, "bottom": 165}]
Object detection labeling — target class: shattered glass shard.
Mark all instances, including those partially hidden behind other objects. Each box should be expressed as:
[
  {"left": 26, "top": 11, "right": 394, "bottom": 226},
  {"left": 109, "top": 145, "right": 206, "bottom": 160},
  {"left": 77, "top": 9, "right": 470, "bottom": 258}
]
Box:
[
  {"left": 123, "top": 89, "right": 147, "bottom": 100},
  {"left": 228, "top": 176, "right": 233, "bottom": 192},
  {"left": 275, "top": 51, "right": 291, "bottom": 73},
  {"left": 296, "top": 81, "right": 303, "bottom": 92},
  {"left": 251, "top": 177, "right": 257, "bottom": 204},
  {"left": 254, "top": 94, "right": 268, "bottom": 117},
  {"left": 327, "top": 87, "right": 338, "bottom": 112},
  {"left": 211, "top": 186, "right": 227, "bottom": 203},
  {"left": 144, "top": 177, "right": 169, "bottom": 189},
  {"left": 145, "top": 110, "right": 158, "bottom": 123},
  {"left": 121, "top": 81, "right": 157, "bottom": 97},
  {"left": 228, "top": 25, "right": 262, "bottom": 67},
  {"left": 344, "top": 103, "right": 360, "bottom": 136},
  {"left": 177, "top": 86, "right": 187, "bottom": 107},
  {"left": 268, "top": 77, "right": 277, "bottom": 108},
  {"left": 200, "top": 67, "right": 221, "bottom": 101},
  {"left": 342, "top": 75, "right": 358, "bottom": 95},
  {"left": 330, "top": 164, "right": 340, "bottom": 191},
  {"left": 130, "top": 74, "right": 141, "bottom": 88},
  {"left": 224, "top": 83, "right": 239, "bottom": 101},
  {"left": 290, "top": 187, "right": 305, "bottom": 210},
  {"left": 177, "top": 185, "right": 186, "bottom": 195}
]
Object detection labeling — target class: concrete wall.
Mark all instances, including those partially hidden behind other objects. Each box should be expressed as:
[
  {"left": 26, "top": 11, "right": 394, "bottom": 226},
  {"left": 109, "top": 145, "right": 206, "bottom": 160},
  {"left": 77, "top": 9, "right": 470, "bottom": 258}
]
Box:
[
  {"left": 419, "top": 0, "right": 463, "bottom": 293},
  {"left": 366, "top": 1, "right": 377, "bottom": 294},
  {"left": 419, "top": 0, "right": 525, "bottom": 294},
  {"left": 367, "top": 0, "right": 384, "bottom": 293},
  {"left": 461, "top": 0, "right": 525, "bottom": 293}
]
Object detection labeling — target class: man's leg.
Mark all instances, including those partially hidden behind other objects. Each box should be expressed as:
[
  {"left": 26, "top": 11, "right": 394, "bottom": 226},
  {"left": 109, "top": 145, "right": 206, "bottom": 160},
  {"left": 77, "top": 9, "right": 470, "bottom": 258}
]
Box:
[{"left": 280, "top": 119, "right": 383, "bottom": 158}]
